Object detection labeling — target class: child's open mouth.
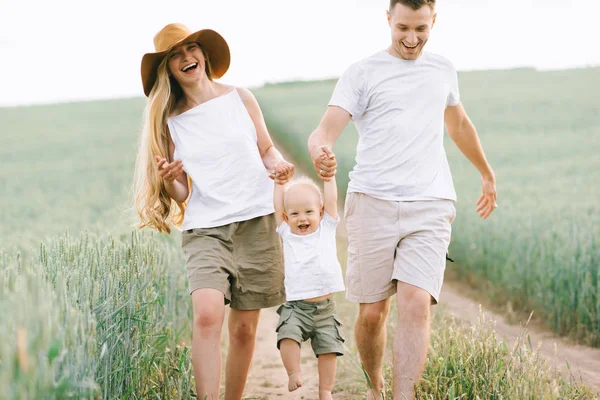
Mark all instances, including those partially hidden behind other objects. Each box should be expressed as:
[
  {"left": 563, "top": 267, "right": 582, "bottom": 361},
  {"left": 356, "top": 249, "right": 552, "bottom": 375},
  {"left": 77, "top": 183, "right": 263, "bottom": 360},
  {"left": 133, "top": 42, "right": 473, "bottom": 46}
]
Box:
[{"left": 298, "top": 223, "right": 310, "bottom": 232}]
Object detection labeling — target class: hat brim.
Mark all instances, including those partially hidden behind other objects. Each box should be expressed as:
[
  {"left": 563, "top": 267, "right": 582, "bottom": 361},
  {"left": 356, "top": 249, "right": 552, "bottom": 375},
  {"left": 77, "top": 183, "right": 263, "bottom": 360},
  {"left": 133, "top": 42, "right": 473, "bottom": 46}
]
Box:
[{"left": 141, "top": 29, "right": 231, "bottom": 97}]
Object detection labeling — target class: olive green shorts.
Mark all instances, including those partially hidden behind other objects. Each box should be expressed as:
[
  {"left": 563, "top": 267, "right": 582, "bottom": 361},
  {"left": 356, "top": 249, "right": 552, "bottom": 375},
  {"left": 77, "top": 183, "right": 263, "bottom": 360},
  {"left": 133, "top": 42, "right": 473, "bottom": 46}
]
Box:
[
  {"left": 275, "top": 298, "right": 345, "bottom": 357},
  {"left": 181, "top": 213, "right": 285, "bottom": 310}
]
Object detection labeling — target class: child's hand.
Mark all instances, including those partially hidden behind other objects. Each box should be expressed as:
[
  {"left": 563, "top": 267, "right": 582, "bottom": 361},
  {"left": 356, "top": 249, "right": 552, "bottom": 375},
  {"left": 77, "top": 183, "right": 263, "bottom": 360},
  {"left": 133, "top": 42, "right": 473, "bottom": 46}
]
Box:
[
  {"left": 316, "top": 146, "right": 336, "bottom": 181},
  {"left": 270, "top": 161, "right": 295, "bottom": 185},
  {"left": 155, "top": 156, "right": 184, "bottom": 183}
]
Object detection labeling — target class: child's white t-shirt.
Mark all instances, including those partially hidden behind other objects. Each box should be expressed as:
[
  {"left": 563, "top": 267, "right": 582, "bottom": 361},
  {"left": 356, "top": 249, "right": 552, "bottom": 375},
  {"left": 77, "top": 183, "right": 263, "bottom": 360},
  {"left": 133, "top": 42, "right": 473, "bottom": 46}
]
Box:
[{"left": 276, "top": 212, "right": 346, "bottom": 301}]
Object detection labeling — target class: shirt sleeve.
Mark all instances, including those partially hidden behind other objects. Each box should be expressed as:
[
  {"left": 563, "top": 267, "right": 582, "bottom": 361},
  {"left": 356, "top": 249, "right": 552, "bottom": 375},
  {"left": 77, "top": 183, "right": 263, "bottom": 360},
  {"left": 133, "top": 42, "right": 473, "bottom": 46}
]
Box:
[
  {"left": 321, "top": 212, "right": 340, "bottom": 230},
  {"left": 276, "top": 221, "right": 290, "bottom": 238},
  {"left": 328, "top": 62, "right": 368, "bottom": 120},
  {"left": 446, "top": 63, "right": 461, "bottom": 107}
]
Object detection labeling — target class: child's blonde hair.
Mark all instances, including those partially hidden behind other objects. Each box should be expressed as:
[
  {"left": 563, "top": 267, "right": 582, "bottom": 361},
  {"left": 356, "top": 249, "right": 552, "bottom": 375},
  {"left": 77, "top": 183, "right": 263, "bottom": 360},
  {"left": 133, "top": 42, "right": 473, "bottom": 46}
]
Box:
[{"left": 283, "top": 176, "right": 323, "bottom": 209}]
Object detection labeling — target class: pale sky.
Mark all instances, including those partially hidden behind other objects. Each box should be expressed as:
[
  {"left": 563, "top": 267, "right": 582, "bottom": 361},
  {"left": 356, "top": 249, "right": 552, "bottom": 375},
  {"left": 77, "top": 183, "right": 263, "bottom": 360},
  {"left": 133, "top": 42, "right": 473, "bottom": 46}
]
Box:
[{"left": 1, "top": 0, "right": 598, "bottom": 106}]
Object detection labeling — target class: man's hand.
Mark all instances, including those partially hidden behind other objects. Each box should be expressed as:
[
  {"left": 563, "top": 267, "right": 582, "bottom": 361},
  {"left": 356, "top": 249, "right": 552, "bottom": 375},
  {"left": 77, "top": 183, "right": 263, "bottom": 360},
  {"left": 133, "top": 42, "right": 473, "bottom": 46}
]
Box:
[
  {"left": 271, "top": 161, "right": 295, "bottom": 185},
  {"left": 311, "top": 145, "right": 337, "bottom": 182},
  {"left": 476, "top": 174, "right": 497, "bottom": 219},
  {"left": 156, "top": 156, "right": 184, "bottom": 183}
]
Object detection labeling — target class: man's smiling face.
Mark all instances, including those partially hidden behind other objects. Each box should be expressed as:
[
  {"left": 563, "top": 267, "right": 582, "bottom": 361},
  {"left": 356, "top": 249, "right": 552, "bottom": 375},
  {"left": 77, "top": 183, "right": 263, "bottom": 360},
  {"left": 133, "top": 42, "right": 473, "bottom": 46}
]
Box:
[{"left": 387, "top": 2, "right": 436, "bottom": 60}]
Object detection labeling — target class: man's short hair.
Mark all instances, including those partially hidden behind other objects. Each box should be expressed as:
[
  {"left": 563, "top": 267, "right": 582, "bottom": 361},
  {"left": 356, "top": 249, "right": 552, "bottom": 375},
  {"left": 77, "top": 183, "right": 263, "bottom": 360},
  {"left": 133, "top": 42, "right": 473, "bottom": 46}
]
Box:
[{"left": 390, "top": 0, "right": 436, "bottom": 11}]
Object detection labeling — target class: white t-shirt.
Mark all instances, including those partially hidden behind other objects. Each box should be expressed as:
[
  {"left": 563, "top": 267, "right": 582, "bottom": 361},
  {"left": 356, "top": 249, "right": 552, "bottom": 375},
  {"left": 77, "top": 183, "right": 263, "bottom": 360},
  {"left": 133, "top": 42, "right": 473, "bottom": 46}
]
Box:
[
  {"left": 329, "top": 50, "right": 460, "bottom": 202},
  {"left": 276, "top": 212, "right": 345, "bottom": 301},
  {"left": 167, "top": 89, "right": 274, "bottom": 230}
]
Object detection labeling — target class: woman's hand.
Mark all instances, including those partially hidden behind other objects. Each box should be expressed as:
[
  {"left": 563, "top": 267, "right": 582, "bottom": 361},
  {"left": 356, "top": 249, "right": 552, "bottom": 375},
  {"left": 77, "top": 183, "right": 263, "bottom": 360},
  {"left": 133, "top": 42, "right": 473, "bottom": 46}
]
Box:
[
  {"left": 270, "top": 161, "right": 295, "bottom": 185},
  {"left": 155, "top": 156, "right": 184, "bottom": 183}
]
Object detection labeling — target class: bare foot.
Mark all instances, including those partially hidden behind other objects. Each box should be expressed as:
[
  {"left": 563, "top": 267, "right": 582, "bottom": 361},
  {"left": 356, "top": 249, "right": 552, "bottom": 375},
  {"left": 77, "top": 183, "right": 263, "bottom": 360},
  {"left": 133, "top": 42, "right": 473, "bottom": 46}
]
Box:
[
  {"left": 366, "top": 388, "right": 385, "bottom": 400},
  {"left": 288, "top": 372, "right": 303, "bottom": 392}
]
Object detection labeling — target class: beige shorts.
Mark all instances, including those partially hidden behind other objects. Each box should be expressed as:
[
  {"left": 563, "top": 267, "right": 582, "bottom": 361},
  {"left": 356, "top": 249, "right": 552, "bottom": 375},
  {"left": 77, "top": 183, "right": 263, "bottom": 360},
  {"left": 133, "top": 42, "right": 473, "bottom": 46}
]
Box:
[
  {"left": 344, "top": 192, "right": 456, "bottom": 304},
  {"left": 276, "top": 298, "right": 345, "bottom": 357},
  {"left": 181, "top": 213, "right": 285, "bottom": 310}
]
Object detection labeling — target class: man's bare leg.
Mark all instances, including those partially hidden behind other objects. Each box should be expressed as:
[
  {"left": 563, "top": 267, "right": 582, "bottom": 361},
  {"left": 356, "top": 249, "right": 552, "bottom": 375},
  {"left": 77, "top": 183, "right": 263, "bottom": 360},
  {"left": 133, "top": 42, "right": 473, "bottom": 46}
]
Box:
[
  {"left": 279, "top": 339, "right": 303, "bottom": 391},
  {"left": 355, "top": 298, "right": 391, "bottom": 400},
  {"left": 224, "top": 308, "right": 261, "bottom": 400},
  {"left": 393, "top": 281, "right": 431, "bottom": 400},
  {"left": 191, "top": 289, "right": 226, "bottom": 400}
]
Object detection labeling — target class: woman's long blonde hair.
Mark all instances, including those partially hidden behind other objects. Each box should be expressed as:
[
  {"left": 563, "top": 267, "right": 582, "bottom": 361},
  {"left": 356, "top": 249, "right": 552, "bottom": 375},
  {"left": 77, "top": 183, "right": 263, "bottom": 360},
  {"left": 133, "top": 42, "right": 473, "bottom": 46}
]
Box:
[{"left": 133, "top": 45, "right": 212, "bottom": 233}]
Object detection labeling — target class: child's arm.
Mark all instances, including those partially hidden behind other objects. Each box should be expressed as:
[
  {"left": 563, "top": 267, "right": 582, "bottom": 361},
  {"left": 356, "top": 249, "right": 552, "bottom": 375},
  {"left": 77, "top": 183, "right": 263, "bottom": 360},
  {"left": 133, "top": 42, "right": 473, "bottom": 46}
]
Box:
[
  {"left": 274, "top": 182, "right": 285, "bottom": 227},
  {"left": 324, "top": 175, "right": 338, "bottom": 220}
]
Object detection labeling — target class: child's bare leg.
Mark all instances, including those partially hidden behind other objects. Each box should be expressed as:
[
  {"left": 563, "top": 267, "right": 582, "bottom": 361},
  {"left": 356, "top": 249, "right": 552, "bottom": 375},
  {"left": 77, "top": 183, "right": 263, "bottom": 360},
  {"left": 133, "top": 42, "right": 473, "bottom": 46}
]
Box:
[
  {"left": 317, "top": 353, "right": 337, "bottom": 399},
  {"left": 280, "top": 339, "right": 303, "bottom": 391}
]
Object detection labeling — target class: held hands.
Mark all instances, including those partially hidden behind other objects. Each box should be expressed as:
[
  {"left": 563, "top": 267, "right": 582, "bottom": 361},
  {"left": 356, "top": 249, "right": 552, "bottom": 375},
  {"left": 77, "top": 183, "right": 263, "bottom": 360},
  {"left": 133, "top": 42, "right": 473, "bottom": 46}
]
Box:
[
  {"left": 477, "top": 174, "right": 498, "bottom": 219},
  {"left": 155, "top": 155, "right": 184, "bottom": 183},
  {"left": 311, "top": 145, "right": 337, "bottom": 181},
  {"left": 270, "top": 160, "right": 295, "bottom": 185}
]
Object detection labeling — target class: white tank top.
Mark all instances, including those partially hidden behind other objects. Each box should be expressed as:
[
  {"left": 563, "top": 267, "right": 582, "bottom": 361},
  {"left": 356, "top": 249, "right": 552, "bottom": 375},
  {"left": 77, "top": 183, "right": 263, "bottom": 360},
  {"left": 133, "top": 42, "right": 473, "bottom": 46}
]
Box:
[{"left": 167, "top": 89, "right": 274, "bottom": 230}]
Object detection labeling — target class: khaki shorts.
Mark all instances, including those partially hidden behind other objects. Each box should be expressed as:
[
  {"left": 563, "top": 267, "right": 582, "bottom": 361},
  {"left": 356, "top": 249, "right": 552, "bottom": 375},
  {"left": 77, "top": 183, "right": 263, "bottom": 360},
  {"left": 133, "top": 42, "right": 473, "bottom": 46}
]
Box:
[
  {"left": 344, "top": 192, "right": 456, "bottom": 304},
  {"left": 276, "top": 298, "right": 345, "bottom": 357},
  {"left": 181, "top": 213, "right": 285, "bottom": 310}
]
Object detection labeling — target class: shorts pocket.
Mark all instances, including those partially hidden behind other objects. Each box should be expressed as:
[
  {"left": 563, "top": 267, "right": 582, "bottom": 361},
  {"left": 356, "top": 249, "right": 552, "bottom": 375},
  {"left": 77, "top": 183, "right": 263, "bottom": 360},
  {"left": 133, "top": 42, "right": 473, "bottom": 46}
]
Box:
[
  {"left": 344, "top": 193, "right": 358, "bottom": 219},
  {"left": 333, "top": 316, "right": 345, "bottom": 342},
  {"left": 276, "top": 305, "right": 293, "bottom": 332}
]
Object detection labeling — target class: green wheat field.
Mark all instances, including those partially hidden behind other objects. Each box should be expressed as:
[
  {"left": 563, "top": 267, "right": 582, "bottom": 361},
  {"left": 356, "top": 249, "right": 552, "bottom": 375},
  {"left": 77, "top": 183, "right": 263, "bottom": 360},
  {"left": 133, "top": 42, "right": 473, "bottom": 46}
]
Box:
[{"left": 1, "top": 66, "right": 598, "bottom": 399}]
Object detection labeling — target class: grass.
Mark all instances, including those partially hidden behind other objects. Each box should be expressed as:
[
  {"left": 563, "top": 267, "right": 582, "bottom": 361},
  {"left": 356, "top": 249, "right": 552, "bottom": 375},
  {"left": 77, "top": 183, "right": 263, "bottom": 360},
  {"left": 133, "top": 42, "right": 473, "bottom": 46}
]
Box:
[
  {"left": 2, "top": 232, "right": 595, "bottom": 399},
  {"left": 253, "top": 67, "right": 600, "bottom": 346},
  {"left": 0, "top": 231, "right": 195, "bottom": 399},
  {"left": 0, "top": 97, "right": 146, "bottom": 254},
  {"left": 332, "top": 244, "right": 597, "bottom": 399}
]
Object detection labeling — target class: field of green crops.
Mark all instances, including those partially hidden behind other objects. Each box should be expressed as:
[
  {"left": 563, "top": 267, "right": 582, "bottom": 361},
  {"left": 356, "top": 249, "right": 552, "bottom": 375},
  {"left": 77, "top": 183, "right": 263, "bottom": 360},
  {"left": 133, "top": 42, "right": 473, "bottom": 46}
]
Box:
[
  {"left": 0, "top": 98, "right": 147, "bottom": 253},
  {"left": 1, "top": 67, "right": 598, "bottom": 398},
  {"left": 253, "top": 67, "right": 600, "bottom": 347}
]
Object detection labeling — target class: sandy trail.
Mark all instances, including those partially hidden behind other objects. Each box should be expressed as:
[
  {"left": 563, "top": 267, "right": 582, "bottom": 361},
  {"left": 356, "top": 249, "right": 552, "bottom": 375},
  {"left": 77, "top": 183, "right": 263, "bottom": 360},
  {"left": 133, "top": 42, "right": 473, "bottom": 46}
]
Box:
[
  {"left": 241, "top": 306, "right": 323, "bottom": 399},
  {"left": 441, "top": 282, "right": 600, "bottom": 395}
]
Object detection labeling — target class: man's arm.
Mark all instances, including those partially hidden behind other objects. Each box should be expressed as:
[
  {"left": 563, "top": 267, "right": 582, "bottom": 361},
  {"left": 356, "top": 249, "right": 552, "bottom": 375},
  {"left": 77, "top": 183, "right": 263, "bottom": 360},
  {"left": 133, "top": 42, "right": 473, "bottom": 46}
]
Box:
[
  {"left": 274, "top": 182, "right": 285, "bottom": 227},
  {"left": 444, "top": 103, "right": 497, "bottom": 219},
  {"left": 308, "top": 106, "right": 352, "bottom": 181}
]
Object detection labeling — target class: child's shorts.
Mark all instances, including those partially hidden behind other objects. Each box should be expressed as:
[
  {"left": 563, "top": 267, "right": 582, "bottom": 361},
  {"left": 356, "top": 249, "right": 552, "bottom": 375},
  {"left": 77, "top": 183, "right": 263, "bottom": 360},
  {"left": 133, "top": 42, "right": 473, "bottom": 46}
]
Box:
[{"left": 275, "top": 297, "right": 345, "bottom": 357}]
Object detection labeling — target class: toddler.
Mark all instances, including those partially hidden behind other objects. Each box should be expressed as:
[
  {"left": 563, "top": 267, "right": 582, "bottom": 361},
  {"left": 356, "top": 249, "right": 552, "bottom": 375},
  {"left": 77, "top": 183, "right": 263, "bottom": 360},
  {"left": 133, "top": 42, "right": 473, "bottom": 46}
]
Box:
[{"left": 272, "top": 147, "right": 345, "bottom": 399}]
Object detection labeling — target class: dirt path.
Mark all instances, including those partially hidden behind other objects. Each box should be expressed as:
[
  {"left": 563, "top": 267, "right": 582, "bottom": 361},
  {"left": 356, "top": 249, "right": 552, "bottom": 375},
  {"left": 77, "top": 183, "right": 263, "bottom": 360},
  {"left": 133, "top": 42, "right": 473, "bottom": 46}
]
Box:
[{"left": 441, "top": 282, "right": 600, "bottom": 394}]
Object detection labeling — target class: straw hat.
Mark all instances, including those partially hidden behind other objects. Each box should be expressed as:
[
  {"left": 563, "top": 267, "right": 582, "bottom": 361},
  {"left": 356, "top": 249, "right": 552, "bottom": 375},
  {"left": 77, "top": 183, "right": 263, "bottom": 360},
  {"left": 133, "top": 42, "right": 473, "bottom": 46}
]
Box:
[{"left": 140, "top": 23, "right": 230, "bottom": 96}]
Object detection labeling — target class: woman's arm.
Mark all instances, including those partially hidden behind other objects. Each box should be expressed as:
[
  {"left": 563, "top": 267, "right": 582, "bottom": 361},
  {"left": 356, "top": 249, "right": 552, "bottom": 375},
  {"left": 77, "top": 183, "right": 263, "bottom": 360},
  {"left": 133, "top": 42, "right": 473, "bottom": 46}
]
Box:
[{"left": 237, "top": 87, "right": 294, "bottom": 183}]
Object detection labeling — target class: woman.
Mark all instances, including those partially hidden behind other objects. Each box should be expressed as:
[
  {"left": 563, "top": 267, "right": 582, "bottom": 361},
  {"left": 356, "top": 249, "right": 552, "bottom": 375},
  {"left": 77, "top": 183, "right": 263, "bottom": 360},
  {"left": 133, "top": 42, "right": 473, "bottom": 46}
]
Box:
[{"left": 133, "top": 23, "right": 294, "bottom": 400}]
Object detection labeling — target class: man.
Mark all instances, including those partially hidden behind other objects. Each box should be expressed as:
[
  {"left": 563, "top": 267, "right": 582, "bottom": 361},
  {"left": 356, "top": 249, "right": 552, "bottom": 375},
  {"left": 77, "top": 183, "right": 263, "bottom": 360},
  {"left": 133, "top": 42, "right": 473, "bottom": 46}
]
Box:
[{"left": 308, "top": 1, "right": 497, "bottom": 398}]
